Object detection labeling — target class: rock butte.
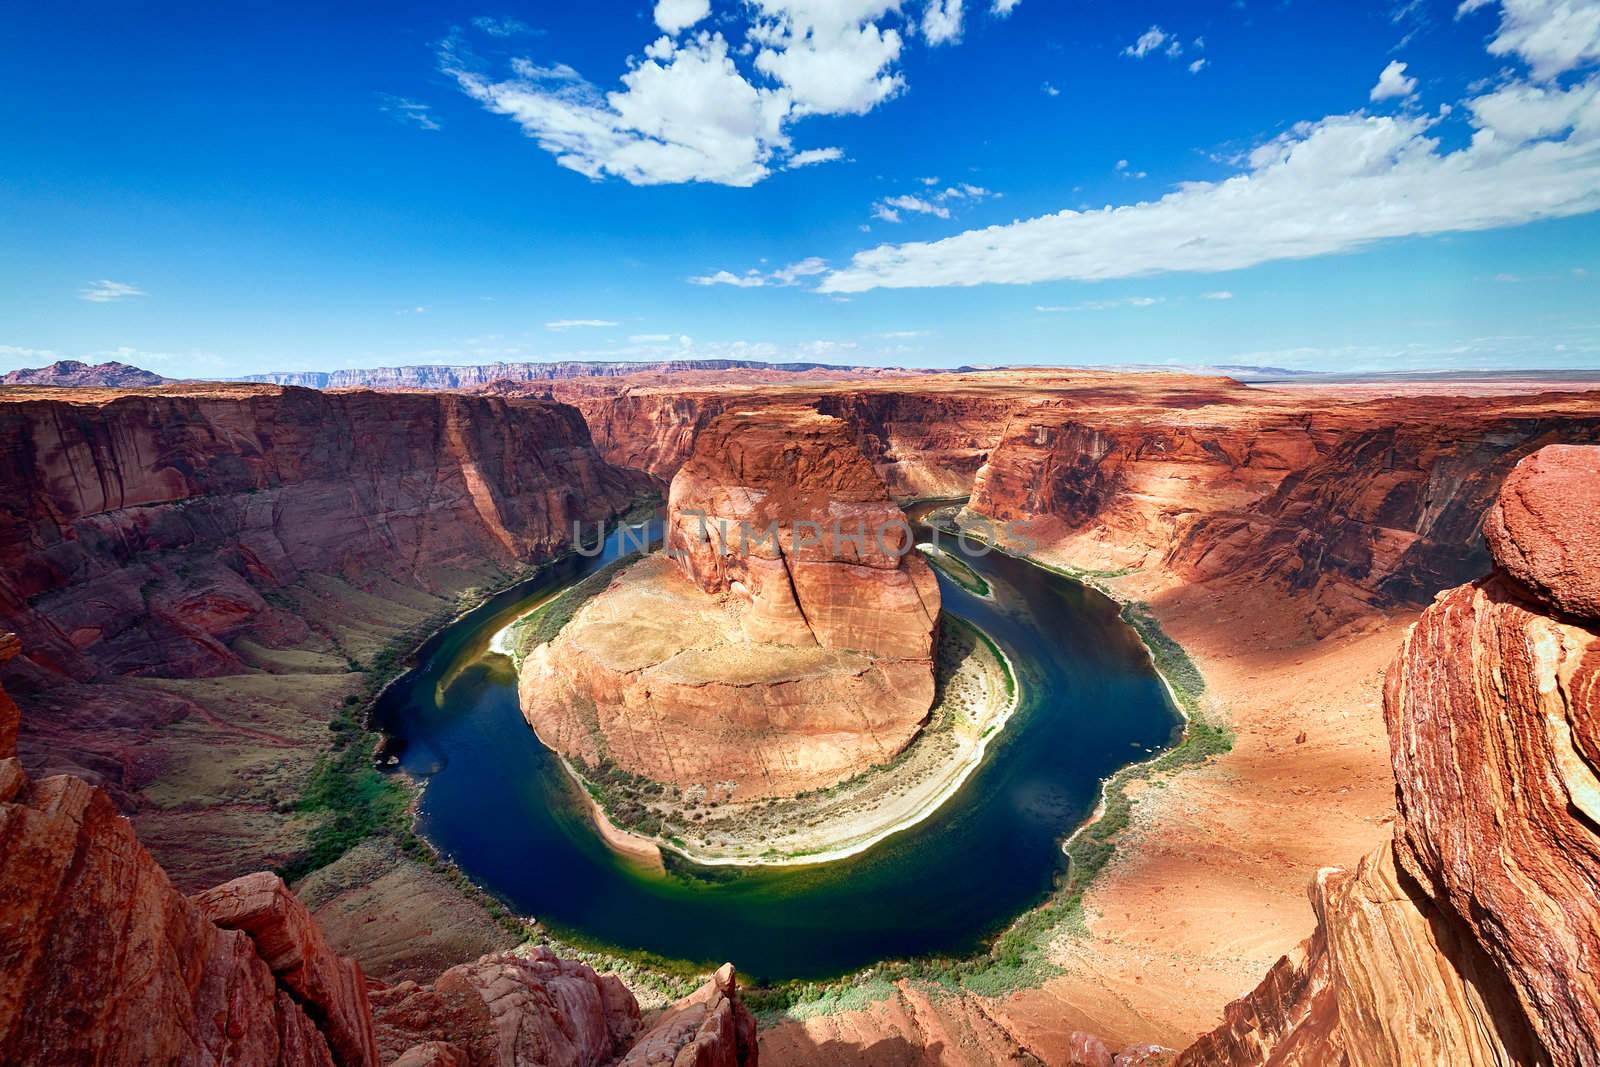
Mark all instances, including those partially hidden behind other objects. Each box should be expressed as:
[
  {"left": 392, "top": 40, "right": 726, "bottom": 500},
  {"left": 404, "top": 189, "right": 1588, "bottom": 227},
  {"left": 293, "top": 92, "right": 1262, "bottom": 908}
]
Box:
[
  {"left": 3, "top": 371, "right": 1600, "bottom": 1066},
  {"left": 519, "top": 405, "right": 941, "bottom": 800}
]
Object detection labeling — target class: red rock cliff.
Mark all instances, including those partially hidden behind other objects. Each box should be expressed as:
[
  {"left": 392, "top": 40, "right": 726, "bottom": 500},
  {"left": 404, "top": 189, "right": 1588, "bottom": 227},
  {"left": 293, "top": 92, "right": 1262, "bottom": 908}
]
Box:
[
  {"left": 1176, "top": 443, "right": 1600, "bottom": 1067},
  {"left": 666, "top": 406, "right": 940, "bottom": 661},
  {"left": 0, "top": 385, "right": 645, "bottom": 682},
  {"left": 0, "top": 637, "right": 759, "bottom": 1066}
]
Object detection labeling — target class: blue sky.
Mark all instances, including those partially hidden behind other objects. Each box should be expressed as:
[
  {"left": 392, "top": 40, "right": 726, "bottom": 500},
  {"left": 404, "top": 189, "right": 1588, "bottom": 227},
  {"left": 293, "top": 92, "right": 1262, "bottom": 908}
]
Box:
[{"left": 3, "top": 0, "right": 1598, "bottom": 377}]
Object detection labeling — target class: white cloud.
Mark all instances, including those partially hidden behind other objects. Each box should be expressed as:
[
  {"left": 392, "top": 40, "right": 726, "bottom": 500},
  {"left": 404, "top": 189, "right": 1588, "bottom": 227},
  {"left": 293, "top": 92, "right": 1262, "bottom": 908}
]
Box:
[
  {"left": 1115, "top": 158, "right": 1148, "bottom": 178},
  {"left": 749, "top": 0, "right": 907, "bottom": 116},
  {"left": 1203, "top": 290, "right": 1235, "bottom": 299},
  {"left": 787, "top": 146, "right": 845, "bottom": 168},
  {"left": 689, "top": 257, "right": 829, "bottom": 287},
  {"left": 820, "top": 69, "right": 1600, "bottom": 292},
  {"left": 79, "top": 280, "right": 145, "bottom": 303},
  {"left": 993, "top": 0, "right": 1022, "bottom": 14},
  {"left": 871, "top": 182, "right": 995, "bottom": 223},
  {"left": 379, "top": 95, "right": 442, "bottom": 130},
  {"left": 923, "top": 0, "right": 965, "bottom": 45},
  {"left": 655, "top": 0, "right": 711, "bottom": 34},
  {"left": 1123, "top": 25, "right": 1177, "bottom": 59},
  {"left": 445, "top": 31, "right": 789, "bottom": 186},
  {"left": 1458, "top": 0, "right": 1600, "bottom": 81},
  {"left": 449, "top": 1, "right": 967, "bottom": 185},
  {"left": 1370, "top": 60, "right": 1418, "bottom": 101},
  {"left": 545, "top": 319, "right": 619, "bottom": 329},
  {"left": 876, "top": 194, "right": 947, "bottom": 219},
  {"left": 1188, "top": 58, "right": 1208, "bottom": 74},
  {"left": 1042, "top": 81, "right": 1060, "bottom": 96}
]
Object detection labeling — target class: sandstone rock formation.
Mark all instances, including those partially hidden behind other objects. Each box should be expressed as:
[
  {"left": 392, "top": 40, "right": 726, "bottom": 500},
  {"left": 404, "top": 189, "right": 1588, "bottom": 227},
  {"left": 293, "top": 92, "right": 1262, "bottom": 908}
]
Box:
[
  {"left": 520, "top": 406, "right": 940, "bottom": 799},
  {"left": 665, "top": 407, "right": 939, "bottom": 660},
  {"left": 0, "top": 383, "right": 647, "bottom": 887},
  {"left": 0, "top": 742, "right": 379, "bottom": 1064},
  {"left": 1175, "top": 443, "right": 1600, "bottom": 1066},
  {"left": 0, "top": 641, "right": 758, "bottom": 1066},
  {"left": 0, "top": 385, "right": 643, "bottom": 683}
]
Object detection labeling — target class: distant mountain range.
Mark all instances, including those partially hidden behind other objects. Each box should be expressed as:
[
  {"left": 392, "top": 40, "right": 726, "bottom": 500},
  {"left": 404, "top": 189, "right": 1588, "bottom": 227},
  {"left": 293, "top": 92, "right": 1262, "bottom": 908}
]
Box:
[
  {"left": 0, "top": 360, "right": 169, "bottom": 387},
  {"left": 238, "top": 359, "right": 886, "bottom": 390}
]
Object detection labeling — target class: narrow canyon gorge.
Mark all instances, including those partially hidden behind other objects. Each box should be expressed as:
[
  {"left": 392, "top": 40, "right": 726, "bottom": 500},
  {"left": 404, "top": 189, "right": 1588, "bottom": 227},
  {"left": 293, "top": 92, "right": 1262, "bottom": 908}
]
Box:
[{"left": 2, "top": 370, "right": 1598, "bottom": 1066}]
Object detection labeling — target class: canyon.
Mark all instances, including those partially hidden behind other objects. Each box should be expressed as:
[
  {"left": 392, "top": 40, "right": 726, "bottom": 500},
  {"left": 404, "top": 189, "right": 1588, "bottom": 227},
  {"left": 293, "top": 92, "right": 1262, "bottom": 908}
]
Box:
[{"left": 2, "top": 369, "right": 1599, "bottom": 1066}]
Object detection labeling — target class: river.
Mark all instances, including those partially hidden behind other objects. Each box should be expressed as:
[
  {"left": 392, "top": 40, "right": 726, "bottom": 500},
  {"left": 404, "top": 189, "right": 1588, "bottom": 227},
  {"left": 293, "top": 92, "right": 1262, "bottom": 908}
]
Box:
[{"left": 372, "top": 506, "right": 1181, "bottom": 982}]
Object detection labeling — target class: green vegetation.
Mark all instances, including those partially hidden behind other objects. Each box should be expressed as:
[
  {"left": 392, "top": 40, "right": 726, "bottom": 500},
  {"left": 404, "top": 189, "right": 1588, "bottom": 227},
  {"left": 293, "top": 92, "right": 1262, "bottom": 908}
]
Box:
[
  {"left": 278, "top": 707, "right": 412, "bottom": 883},
  {"left": 508, "top": 552, "right": 642, "bottom": 666},
  {"left": 917, "top": 543, "right": 991, "bottom": 596},
  {"left": 1119, "top": 600, "right": 1206, "bottom": 716}
]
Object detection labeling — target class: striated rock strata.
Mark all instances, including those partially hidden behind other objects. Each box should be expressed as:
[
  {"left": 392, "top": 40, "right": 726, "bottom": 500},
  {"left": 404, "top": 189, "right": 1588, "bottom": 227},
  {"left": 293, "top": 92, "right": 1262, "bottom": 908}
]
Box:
[
  {"left": 0, "top": 641, "right": 757, "bottom": 1066},
  {"left": 520, "top": 406, "right": 940, "bottom": 799},
  {"left": 1175, "top": 443, "right": 1600, "bottom": 1067}
]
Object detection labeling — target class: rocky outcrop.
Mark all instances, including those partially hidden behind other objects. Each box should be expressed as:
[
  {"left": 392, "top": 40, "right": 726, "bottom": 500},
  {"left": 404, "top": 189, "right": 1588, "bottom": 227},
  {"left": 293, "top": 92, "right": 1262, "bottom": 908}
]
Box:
[
  {"left": 1, "top": 359, "right": 168, "bottom": 387},
  {"left": 369, "top": 949, "right": 640, "bottom": 1067},
  {"left": 665, "top": 407, "right": 939, "bottom": 662},
  {"left": 520, "top": 407, "right": 940, "bottom": 800},
  {"left": 0, "top": 753, "right": 377, "bottom": 1064},
  {"left": 1175, "top": 443, "right": 1600, "bottom": 1066},
  {"left": 0, "top": 648, "right": 757, "bottom": 1066},
  {"left": 615, "top": 965, "right": 758, "bottom": 1067}
]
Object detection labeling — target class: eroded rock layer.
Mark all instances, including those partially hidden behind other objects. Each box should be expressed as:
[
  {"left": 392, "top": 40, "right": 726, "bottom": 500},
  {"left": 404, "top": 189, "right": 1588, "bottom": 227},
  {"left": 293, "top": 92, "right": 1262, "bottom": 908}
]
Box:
[
  {"left": 1176, "top": 443, "right": 1600, "bottom": 1067},
  {"left": 520, "top": 406, "right": 940, "bottom": 799},
  {"left": 0, "top": 384, "right": 643, "bottom": 682},
  {"left": 0, "top": 640, "right": 758, "bottom": 1066}
]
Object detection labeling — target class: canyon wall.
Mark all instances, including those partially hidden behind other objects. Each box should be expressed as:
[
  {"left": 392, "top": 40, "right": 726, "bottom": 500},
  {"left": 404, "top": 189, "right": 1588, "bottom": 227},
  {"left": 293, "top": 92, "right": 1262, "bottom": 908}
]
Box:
[
  {"left": 0, "top": 384, "right": 643, "bottom": 682},
  {"left": 963, "top": 387, "right": 1600, "bottom": 631},
  {"left": 1175, "top": 444, "right": 1600, "bottom": 1067},
  {"left": 0, "top": 631, "right": 759, "bottom": 1066},
  {"left": 0, "top": 383, "right": 647, "bottom": 889}
]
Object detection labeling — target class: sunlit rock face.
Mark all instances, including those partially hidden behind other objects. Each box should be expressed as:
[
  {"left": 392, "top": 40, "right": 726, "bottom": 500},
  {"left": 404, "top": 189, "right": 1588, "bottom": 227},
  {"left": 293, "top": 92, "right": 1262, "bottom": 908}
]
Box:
[
  {"left": 1176, "top": 444, "right": 1600, "bottom": 1067},
  {"left": 520, "top": 405, "right": 940, "bottom": 801}
]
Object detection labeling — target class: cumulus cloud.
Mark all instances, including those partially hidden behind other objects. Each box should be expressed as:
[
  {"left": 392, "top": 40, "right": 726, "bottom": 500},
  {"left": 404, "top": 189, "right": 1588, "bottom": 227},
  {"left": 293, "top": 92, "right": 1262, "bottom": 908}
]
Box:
[
  {"left": 819, "top": 4, "right": 1600, "bottom": 294},
  {"left": 545, "top": 319, "right": 619, "bottom": 329},
  {"left": 1042, "top": 81, "right": 1060, "bottom": 96},
  {"left": 689, "top": 257, "right": 829, "bottom": 286},
  {"left": 992, "top": 0, "right": 1021, "bottom": 13},
  {"left": 1371, "top": 60, "right": 1418, "bottom": 100},
  {"left": 1189, "top": 58, "right": 1208, "bottom": 74},
  {"left": 1459, "top": 0, "right": 1600, "bottom": 81},
  {"left": 655, "top": 0, "right": 711, "bottom": 34},
  {"left": 447, "top": 1, "right": 1007, "bottom": 185},
  {"left": 922, "top": 0, "right": 964, "bottom": 45},
  {"left": 871, "top": 182, "right": 994, "bottom": 223},
  {"left": 1124, "top": 24, "right": 1181, "bottom": 59},
  {"left": 79, "top": 280, "right": 145, "bottom": 302}
]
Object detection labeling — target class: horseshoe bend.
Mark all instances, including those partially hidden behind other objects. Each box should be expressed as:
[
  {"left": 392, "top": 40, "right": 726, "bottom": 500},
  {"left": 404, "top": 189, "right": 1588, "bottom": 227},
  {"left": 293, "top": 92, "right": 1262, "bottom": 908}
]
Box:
[{"left": 9, "top": 3, "right": 1600, "bottom": 1061}]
